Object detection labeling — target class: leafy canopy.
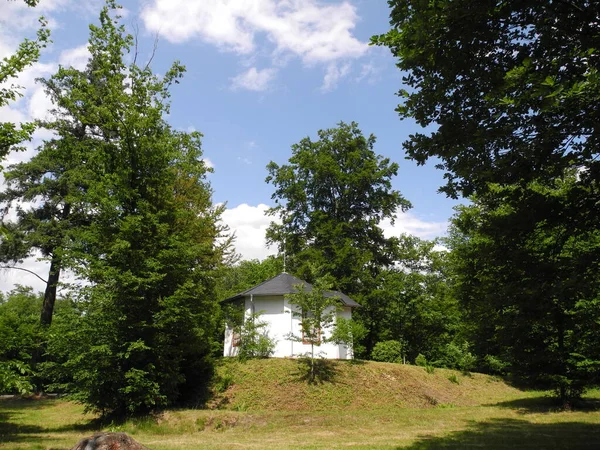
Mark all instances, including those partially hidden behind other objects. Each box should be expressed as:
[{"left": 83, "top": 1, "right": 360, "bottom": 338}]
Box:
[{"left": 372, "top": 0, "right": 600, "bottom": 198}]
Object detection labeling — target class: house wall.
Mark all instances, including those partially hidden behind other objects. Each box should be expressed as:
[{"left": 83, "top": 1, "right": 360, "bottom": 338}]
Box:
[{"left": 223, "top": 295, "right": 354, "bottom": 359}]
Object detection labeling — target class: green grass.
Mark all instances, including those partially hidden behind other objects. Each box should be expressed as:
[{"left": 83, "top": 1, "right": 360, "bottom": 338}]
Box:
[{"left": 1, "top": 360, "right": 599, "bottom": 449}]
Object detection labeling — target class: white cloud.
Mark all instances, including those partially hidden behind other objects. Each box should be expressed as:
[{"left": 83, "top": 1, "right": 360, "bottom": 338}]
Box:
[
  {"left": 321, "top": 62, "right": 351, "bottom": 92},
  {"left": 141, "top": 0, "right": 368, "bottom": 89},
  {"left": 222, "top": 204, "right": 449, "bottom": 262},
  {"left": 59, "top": 44, "right": 91, "bottom": 70},
  {"left": 230, "top": 67, "right": 277, "bottom": 91},
  {"left": 355, "top": 62, "right": 381, "bottom": 84},
  {"left": 0, "top": 253, "right": 49, "bottom": 294},
  {"left": 203, "top": 158, "right": 215, "bottom": 169},
  {"left": 381, "top": 211, "right": 448, "bottom": 240},
  {"left": 221, "top": 203, "right": 278, "bottom": 261}
]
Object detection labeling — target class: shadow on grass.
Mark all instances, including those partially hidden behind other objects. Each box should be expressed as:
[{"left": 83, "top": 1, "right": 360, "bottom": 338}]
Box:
[
  {"left": 401, "top": 418, "right": 600, "bottom": 449},
  {"left": 292, "top": 358, "right": 340, "bottom": 384},
  {"left": 486, "top": 396, "right": 600, "bottom": 414},
  {"left": 0, "top": 398, "right": 100, "bottom": 446}
]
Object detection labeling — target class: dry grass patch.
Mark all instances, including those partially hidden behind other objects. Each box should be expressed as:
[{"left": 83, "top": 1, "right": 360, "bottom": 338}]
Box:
[{"left": 210, "top": 358, "right": 525, "bottom": 411}]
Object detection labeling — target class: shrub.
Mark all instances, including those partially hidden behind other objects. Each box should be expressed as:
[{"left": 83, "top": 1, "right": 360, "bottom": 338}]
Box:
[
  {"left": 415, "top": 354, "right": 428, "bottom": 367},
  {"left": 237, "top": 312, "right": 277, "bottom": 361},
  {"left": 482, "top": 354, "right": 509, "bottom": 375},
  {"left": 437, "top": 341, "right": 476, "bottom": 372},
  {"left": 448, "top": 374, "right": 460, "bottom": 384},
  {"left": 371, "top": 340, "right": 404, "bottom": 363}
]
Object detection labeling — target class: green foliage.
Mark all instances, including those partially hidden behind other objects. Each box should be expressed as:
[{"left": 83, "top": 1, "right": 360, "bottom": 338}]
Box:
[
  {"left": 375, "top": 1, "right": 600, "bottom": 405},
  {"left": 0, "top": 287, "right": 43, "bottom": 393},
  {"left": 437, "top": 341, "right": 476, "bottom": 373},
  {"left": 0, "top": 0, "right": 50, "bottom": 161},
  {"left": 446, "top": 174, "right": 600, "bottom": 404},
  {"left": 0, "top": 360, "right": 33, "bottom": 395},
  {"left": 371, "top": 235, "right": 461, "bottom": 362},
  {"left": 482, "top": 355, "right": 509, "bottom": 376},
  {"left": 266, "top": 122, "right": 411, "bottom": 355},
  {"left": 285, "top": 276, "right": 342, "bottom": 383},
  {"left": 447, "top": 374, "right": 460, "bottom": 385},
  {"left": 37, "top": 1, "right": 228, "bottom": 417},
  {"left": 372, "top": 0, "right": 600, "bottom": 199},
  {"left": 216, "top": 257, "right": 283, "bottom": 302},
  {"left": 236, "top": 312, "right": 277, "bottom": 361},
  {"left": 371, "top": 340, "right": 404, "bottom": 364},
  {"left": 329, "top": 317, "right": 367, "bottom": 357},
  {"left": 415, "top": 354, "right": 427, "bottom": 367}
]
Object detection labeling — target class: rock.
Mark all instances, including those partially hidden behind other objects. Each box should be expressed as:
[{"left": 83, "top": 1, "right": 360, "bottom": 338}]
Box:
[{"left": 70, "top": 432, "right": 152, "bottom": 450}]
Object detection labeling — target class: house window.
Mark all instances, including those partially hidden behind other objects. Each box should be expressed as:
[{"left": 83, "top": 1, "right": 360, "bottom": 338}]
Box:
[
  {"left": 302, "top": 324, "right": 321, "bottom": 345},
  {"left": 232, "top": 331, "right": 241, "bottom": 347}
]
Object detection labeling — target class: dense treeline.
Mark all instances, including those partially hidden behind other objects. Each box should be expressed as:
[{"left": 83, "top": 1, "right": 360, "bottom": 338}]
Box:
[{"left": 1, "top": 0, "right": 598, "bottom": 415}]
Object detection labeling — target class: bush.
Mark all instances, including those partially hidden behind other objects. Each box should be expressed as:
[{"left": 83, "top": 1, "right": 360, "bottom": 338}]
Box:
[
  {"left": 237, "top": 312, "right": 277, "bottom": 361},
  {"left": 482, "top": 354, "right": 509, "bottom": 375},
  {"left": 415, "top": 354, "right": 428, "bottom": 366},
  {"left": 437, "top": 341, "right": 476, "bottom": 372},
  {"left": 371, "top": 340, "right": 404, "bottom": 363}
]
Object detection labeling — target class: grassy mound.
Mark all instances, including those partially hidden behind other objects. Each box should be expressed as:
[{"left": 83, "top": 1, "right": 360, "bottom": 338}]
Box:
[{"left": 209, "top": 358, "right": 524, "bottom": 411}]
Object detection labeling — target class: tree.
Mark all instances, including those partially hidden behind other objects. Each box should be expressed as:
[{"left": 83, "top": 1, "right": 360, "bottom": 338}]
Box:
[
  {"left": 0, "top": 0, "right": 50, "bottom": 161},
  {"left": 285, "top": 277, "right": 342, "bottom": 383},
  {"left": 216, "top": 256, "right": 283, "bottom": 302},
  {"left": 234, "top": 311, "right": 277, "bottom": 361},
  {"left": 372, "top": 0, "right": 600, "bottom": 198},
  {"left": 371, "top": 235, "right": 461, "bottom": 364},
  {"left": 0, "top": 285, "right": 77, "bottom": 394},
  {"left": 35, "top": 1, "right": 229, "bottom": 417},
  {"left": 374, "top": 0, "right": 600, "bottom": 405},
  {"left": 0, "top": 286, "right": 41, "bottom": 393},
  {"left": 446, "top": 174, "right": 600, "bottom": 405},
  {"left": 266, "top": 122, "right": 411, "bottom": 355}
]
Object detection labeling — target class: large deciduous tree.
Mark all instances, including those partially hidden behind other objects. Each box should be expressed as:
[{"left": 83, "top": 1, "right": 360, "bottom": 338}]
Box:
[
  {"left": 447, "top": 174, "right": 600, "bottom": 405},
  {"left": 372, "top": 0, "right": 600, "bottom": 198},
  {"left": 266, "top": 122, "right": 411, "bottom": 355},
  {"left": 374, "top": 0, "right": 600, "bottom": 403}
]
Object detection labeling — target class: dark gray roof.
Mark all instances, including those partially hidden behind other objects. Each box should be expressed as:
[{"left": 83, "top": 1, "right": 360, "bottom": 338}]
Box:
[{"left": 223, "top": 272, "right": 361, "bottom": 308}]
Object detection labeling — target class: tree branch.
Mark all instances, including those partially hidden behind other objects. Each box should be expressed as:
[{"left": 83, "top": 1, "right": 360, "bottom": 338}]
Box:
[{"left": 0, "top": 266, "right": 47, "bottom": 284}]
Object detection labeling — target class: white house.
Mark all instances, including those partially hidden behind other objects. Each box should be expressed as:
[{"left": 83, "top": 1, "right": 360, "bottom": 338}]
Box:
[{"left": 223, "top": 272, "right": 361, "bottom": 359}]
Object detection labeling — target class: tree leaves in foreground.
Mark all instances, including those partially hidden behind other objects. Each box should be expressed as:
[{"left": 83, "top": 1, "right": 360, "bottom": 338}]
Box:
[
  {"left": 0, "top": 0, "right": 50, "bottom": 161},
  {"left": 39, "top": 1, "right": 229, "bottom": 417},
  {"left": 285, "top": 277, "right": 342, "bottom": 383},
  {"left": 266, "top": 122, "right": 411, "bottom": 355},
  {"left": 375, "top": 0, "right": 600, "bottom": 403},
  {"left": 372, "top": 0, "right": 600, "bottom": 198}
]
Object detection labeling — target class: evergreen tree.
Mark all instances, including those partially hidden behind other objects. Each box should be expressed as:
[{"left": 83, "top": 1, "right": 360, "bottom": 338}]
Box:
[{"left": 30, "top": 1, "right": 230, "bottom": 417}]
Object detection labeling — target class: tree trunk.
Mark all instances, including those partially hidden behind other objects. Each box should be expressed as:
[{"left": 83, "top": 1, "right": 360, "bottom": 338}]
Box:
[
  {"left": 40, "top": 254, "right": 61, "bottom": 327},
  {"left": 40, "top": 202, "right": 70, "bottom": 327}
]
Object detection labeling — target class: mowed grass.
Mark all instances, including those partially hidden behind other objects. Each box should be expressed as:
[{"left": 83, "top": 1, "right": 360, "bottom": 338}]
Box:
[{"left": 2, "top": 359, "right": 600, "bottom": 449}]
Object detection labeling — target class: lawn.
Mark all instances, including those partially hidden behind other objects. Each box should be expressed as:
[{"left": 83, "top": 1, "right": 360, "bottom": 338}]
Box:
[
  {"left": 2, "top": 392, "right": 600, "bottom": 449},
  {"left": 2, "top": 360, "right": 599, "bottom": 449}
]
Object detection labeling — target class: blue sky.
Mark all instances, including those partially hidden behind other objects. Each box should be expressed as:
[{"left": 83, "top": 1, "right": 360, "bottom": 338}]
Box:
[{"left": 0, "top": 0, "right": 463, "bottom": 291}]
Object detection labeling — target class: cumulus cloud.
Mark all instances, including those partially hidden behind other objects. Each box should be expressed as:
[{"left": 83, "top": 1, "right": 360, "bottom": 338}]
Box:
[
  {"left": 141, "top": 0, "right": 368, "bottom": 89},
  {"left": 222, "top": 204, "right": 449, "bottom": 262},
  {"left": 59, "top": 44, "right": 91, "bottom": 70},
  {"left": 381, "top": 211, "right": 448, "bottom": 240},
  {"left": 230, "top": 67, "right": 277, "bottom": 91},
  {"left": 221, "top": 203, "right": 278, "bottom": 261}
]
